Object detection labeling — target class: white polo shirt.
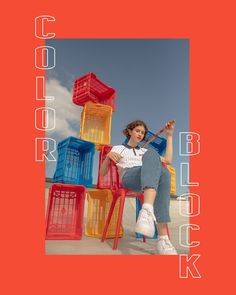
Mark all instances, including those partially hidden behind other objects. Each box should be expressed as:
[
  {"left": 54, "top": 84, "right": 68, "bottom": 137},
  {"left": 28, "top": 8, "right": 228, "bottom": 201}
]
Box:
[{"left": 110, "top": 144, "right": 148, "bottom": 179}]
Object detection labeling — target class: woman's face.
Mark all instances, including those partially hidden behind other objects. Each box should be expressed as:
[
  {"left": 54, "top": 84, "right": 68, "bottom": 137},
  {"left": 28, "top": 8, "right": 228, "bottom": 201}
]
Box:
[{"left": 128, "top": 125, "right": 146, "bottom": 143}]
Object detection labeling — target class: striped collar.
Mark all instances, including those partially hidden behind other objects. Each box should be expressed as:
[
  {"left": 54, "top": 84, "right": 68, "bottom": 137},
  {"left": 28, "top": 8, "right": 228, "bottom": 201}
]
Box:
[{"left": 122, "top": 143, "right": 141, "bottom": 150}]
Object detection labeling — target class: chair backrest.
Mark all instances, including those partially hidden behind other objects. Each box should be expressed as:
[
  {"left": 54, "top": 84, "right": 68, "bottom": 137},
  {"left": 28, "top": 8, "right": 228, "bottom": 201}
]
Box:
[
  {"left": 97, "top": 145, "right": 122, "bottom": 190},
  {"left": 108, "top": 160, "right": 123, "bottom": 190}
]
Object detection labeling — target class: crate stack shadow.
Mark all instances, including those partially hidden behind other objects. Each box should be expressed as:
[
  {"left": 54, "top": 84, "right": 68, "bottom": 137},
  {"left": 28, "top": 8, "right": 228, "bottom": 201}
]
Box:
[{"left": 45, "top": 72, "right": 177, "bottom": 242}]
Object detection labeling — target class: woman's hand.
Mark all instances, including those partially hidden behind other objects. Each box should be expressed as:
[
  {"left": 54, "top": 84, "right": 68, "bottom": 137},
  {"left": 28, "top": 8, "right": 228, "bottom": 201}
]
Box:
[
  {"left": 107, "top": 152, "right": 123, "bottom": 163},
  {"left": 164, "top": 120, "right": 176, "bottom": 137}
]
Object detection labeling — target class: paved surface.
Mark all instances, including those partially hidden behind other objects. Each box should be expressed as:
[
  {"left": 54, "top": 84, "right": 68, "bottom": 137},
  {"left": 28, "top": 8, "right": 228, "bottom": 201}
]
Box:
[{"left": 45, "top": 183, "right": 189, "bottom": 255}]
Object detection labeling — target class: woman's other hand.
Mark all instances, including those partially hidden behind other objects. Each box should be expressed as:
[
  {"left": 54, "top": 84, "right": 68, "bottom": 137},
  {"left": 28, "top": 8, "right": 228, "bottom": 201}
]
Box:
[
  {"left": 164, "top": 120, "right": 176, "bottom": 137},
  {"left": 107, "top": 152, "right": 123, "bottom": 163}
]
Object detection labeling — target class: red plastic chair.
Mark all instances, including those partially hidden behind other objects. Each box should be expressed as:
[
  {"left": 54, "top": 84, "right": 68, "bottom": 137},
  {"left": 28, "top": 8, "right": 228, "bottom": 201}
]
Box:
[
  {"left": 100, "top": 159, "right": 146, "bottom": 250},
  {"left": 98, "top": 146, "right": 170, "bottom": 250}
]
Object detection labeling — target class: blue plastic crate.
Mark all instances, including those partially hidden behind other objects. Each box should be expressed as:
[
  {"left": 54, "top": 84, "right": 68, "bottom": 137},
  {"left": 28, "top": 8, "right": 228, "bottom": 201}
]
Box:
[
  {"left": 123, "top": 130, "right": 166, "bottom": 156},
  {"left": 136, "top": 198, "right": 158, "bottom": 239},
  {"left": 53, "top": 137, "right": 95, "bottom": 187},
  {"left": 144, "top": 130, "right": 166, "bottom": 156}
]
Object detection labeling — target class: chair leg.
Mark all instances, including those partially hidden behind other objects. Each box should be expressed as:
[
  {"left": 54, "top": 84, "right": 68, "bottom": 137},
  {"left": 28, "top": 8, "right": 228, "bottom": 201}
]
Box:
[
  {"left": 101, "top": 196, "right": 117, "bottom": 242},
  {"left": 166, "top": 224, "right": 170, "bottom": 239},
  {"left": 113, "top": 192, "right": 125, "bottom": 250}
]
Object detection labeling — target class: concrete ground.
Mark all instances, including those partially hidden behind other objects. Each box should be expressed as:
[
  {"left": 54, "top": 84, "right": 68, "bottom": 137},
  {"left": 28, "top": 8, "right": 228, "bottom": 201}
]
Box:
[{"left": 45, "top": 183, "right": 189, "bottom": 255}]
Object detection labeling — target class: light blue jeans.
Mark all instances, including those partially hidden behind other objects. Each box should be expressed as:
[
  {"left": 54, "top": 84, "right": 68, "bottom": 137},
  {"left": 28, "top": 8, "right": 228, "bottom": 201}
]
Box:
[{"left": 122, "top": 148, "right": 171, "bottom": 223}]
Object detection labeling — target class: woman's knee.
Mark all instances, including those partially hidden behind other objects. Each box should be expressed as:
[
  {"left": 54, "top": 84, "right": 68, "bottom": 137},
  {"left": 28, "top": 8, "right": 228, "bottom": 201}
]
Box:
[{"left": 142, "top": 148, "right": 160, "bottom": 162}]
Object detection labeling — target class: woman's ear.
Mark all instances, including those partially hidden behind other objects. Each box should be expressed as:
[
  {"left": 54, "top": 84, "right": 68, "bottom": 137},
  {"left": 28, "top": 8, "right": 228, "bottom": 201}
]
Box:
[{"left": 128, "top": 129, "right": 132, "bottom": 136}]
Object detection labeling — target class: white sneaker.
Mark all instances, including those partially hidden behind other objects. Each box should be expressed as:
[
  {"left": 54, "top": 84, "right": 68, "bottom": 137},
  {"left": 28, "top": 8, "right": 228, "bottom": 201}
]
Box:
[
  {"left": 135, "top": 207, "right": 156, "bottom": 238},
  {"left": 156, "top": 236, "right": 178, "bottom": 255}
]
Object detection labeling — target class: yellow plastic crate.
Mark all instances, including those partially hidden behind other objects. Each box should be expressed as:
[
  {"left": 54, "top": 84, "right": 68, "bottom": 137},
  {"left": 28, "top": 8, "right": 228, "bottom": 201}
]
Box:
[
  {"left": 85, "top": 189, "right": 124, "bottom": 238},
  {"left": 80, "top": 102, "right": 112, "bottom": 145},
  {"left": 167, "top": 165, "right": 176, "bottom": 196}
]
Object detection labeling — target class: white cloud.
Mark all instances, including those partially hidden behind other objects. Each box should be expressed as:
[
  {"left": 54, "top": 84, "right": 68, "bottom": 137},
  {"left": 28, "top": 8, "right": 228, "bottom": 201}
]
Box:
[{"left": 46, "top": 78, "right": 82, "bottom": 138}]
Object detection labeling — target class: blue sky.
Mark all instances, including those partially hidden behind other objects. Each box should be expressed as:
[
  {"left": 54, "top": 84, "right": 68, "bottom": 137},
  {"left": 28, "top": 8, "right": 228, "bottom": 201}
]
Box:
[{"left": 46, "top": 39, "right": 189, "bottom": 196}]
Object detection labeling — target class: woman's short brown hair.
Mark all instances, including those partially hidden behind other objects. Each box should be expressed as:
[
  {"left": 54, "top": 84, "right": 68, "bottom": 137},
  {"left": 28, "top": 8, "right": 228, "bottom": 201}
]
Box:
[{"left": 123, "top": 120, "right": 148, "bottom": 140}]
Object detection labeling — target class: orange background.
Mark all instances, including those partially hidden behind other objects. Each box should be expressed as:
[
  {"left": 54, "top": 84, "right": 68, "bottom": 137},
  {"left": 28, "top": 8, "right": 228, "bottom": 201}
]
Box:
[{"left": 1, "top": 0, "right": 235, "bottom": 293}]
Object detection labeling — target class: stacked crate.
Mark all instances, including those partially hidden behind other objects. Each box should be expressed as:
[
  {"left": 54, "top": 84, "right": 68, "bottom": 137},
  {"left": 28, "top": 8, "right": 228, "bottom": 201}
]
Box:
[
  {"left": 72, "top": 72, "right": 116, "bottom": 111},
  {"left": 49, "top": 73, "right": 123, "bottom": 239},
  {"left": 71, "top": 73, "right": 123, "bottom": 238},
  {"left": 52, "top": 136, "right": 95, "bottom": 187},
  {"left": 46, "top": 73, "right": 118, "bottom": 240},
  {"left": 167, "top": 165, "right": 176, "bottom": 196},
  {"left": 85, "top": 189, "right": 123, "bottom": 238},
  {"left": 46, "top": 184, "right": 86, "bottom": 240},
  {"left": 79, "top": 102, "right": 112, "bottom": 148}
]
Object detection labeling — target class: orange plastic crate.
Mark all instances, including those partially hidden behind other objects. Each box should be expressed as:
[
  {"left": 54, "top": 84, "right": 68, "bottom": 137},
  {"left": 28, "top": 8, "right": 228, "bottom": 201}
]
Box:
[
  {"left": 80, "top": 102, "right": 112, "bottom": 145},
  {"left": 85, "top": 189, "right": 124, "bottom": 238},
  {"left": 45, "top": 184, "right": 86, "bottom": 240},
  {"left": 72, "top": 73, "right": 116, "bottom": 112},
  {"left": 167, "top": 165, "right": 176, "bottom": 196}
]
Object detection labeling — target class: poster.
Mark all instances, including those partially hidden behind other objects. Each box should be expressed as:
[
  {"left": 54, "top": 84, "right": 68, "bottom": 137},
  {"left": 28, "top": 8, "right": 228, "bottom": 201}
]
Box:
[{"left": 2, "top": 0, "right": 234, "bottom": 293}]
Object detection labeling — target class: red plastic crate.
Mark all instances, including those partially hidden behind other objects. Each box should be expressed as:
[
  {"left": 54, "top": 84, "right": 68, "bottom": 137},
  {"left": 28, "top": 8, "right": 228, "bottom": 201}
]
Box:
[
  {"left": 45, "top": 183, "right": 86, "bottom": 240},
  {"left": 97, "top": 145, "right": 122, "bottom": 190},
  {"left": 72, "top": 73, "right": 116, "bottom": 111}
]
